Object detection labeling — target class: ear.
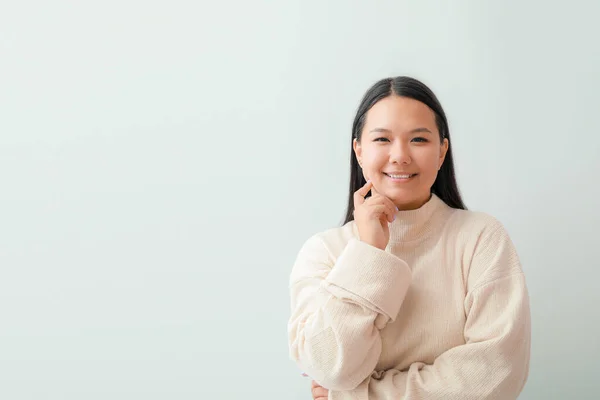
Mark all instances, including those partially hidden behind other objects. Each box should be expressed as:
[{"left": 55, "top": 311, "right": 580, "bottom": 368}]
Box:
[
  {"left": 438, "top": 138, "right": 449, "bottom": 170},
  {"left": 353, "top": 138, "right": 362, "bottom": 165}
]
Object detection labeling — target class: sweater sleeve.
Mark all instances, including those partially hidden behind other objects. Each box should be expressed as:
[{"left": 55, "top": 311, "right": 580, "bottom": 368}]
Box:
[
  {"left": 329, "top": 220, "right": 531, "bottom": 400},
  {"left": 287, "top": 235, "right": 412, "bottom": 391}
]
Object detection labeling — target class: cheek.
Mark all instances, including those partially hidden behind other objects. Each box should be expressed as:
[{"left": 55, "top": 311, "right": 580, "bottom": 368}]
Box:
[
  {"left": 363, "top": 148, "right": 387, "bottom": 166},
  {"left": 423, "top": 149, "right": 442, "bottom": 167},
  {"left": 360, "top": 150, "right": 375, "bottom": 168},
  {"left": 415, "top": 152, "right": 441, "bottom": 178},
  {"left": 362, "top": 162, "right": 385, "bottom": 182}
]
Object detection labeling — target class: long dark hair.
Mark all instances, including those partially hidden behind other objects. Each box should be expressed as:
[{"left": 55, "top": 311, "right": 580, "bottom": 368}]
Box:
[{"left": 342, "top": 76, "right": 466, "bottom": 225}]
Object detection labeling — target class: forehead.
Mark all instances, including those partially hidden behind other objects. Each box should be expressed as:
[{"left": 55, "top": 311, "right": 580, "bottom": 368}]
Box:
[{"left": 364, "top": 96, "right": 437, "bottom": 131}]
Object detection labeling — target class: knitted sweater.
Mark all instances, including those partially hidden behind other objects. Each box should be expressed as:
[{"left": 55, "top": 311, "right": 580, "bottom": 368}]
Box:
[{"left": 287, "top": 194, "right": 531, "bottom": 399}]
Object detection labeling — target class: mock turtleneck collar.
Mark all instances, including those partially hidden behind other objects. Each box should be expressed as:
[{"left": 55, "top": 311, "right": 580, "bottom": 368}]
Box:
[{"left": 388, "top": 193, "right": 449, "bottom": 243}]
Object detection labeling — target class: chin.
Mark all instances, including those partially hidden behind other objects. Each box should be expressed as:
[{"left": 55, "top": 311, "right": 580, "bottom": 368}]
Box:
[{"left": 386, "top": 189, "right": 430, "bottom": 209}]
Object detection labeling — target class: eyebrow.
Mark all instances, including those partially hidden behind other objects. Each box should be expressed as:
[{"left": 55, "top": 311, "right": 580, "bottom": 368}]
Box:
[{"left": 369, "top": 127, "right": 433, "bottom": 134}]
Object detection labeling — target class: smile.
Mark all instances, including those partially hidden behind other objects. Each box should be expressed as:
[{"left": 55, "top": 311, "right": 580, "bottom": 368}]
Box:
[{"left": 384, "top": 172, "right": 418, "bottom": 181}]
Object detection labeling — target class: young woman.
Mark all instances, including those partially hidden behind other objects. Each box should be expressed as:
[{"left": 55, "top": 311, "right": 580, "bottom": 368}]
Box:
[{"left": 287, "top": 76, "right": 531, "bottom": 400}]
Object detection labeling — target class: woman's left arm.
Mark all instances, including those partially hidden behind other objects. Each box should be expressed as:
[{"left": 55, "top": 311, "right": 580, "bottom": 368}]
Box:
[{"left": 328, "top": 218, "right": 532, "bottom": 400}]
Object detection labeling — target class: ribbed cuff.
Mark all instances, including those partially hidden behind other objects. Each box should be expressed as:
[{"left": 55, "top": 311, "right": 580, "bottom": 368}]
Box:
[{"left": 325, "top": 238, "right": 412, "bottom": 320}]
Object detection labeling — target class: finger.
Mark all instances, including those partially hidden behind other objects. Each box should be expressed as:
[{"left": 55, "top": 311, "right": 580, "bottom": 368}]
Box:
[
  {"left": 368, "top": 204, "right": 396, "bottom": 223},
  {"left": 312, "top": 386, "right": 329, "bottom": 398},
  {"left": 370, "top": 183, "right": 392, "bottom": 202},
  {"left": 311, "top": 380, "right": 319, "bottom": 388},
  {"left": 369, "top": 189, "right": 399, "bottom": 213},
  {"left": 365, "top": 197, "right": 397, "bottom": 222},
  {"left": 353, "top": 180, "right": 373, "bottom": 205},
  {"left": 368, "top": 188, "right": 399, "bottom": 215}
]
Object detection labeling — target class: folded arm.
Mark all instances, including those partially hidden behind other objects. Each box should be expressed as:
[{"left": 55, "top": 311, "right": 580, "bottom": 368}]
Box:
[
  {"left": 329, "top": 219, "right": 531, "bottom": 400},
  {"left": 288, "top": 236, "right": 412, "bottom": 391},
  {"left": 330, "top": 273, "right": 531, "bottom": 399}
]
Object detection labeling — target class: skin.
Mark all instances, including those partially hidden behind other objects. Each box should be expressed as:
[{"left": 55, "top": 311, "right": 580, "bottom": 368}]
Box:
[
  {"left": 311, "top": 380, "right": 328, "bottom": 400},
  {"left": 353, "top": 95, "right": 448, "bottom": 211},
  {"left": 310, "top": 96, "right": 449, "bottom": 397},
  {"left": 351, "top": 95, "right": 448, "bottom": 250}
]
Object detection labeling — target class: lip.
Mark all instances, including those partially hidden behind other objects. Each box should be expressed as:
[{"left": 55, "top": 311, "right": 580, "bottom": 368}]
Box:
[{"left": 384, "top": 172, "right": 416, "bottom": 176}]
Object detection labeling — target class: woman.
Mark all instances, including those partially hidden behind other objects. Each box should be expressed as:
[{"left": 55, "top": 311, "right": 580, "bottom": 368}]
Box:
[{"left": 287, "top": 76, "right": 531, "bottom": 400}]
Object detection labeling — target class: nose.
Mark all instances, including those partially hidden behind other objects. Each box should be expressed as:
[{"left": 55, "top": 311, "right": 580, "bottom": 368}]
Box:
[{"left": 389, "top": 141, "right": 411, "bottom": 165}]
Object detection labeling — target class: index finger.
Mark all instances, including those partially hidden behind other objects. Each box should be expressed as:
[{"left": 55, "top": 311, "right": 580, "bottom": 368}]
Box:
[
  {"left": 354, "top": 180, "right": 373, "bottom": 200},
  {"left": 369, "top": 185, "right": 399, "bottom": 212}
]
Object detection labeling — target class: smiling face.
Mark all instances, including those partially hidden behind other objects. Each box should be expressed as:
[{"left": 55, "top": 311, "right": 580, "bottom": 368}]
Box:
[{"left": 353, "top": 95, "right": 449, "bottom": 210}]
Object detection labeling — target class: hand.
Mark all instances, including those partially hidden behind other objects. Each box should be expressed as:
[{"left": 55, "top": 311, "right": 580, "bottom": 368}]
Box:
[
  {"left": 311, "top": 380, "right": 329, "bottom": 400},
  {"left": 353, "top": 180, "right": 398, "bottom": 250}
]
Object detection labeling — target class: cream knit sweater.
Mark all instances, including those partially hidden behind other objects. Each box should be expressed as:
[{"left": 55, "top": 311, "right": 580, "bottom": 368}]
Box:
[{"left": 287, "top": 194, "right": 531, "bottom": 400}]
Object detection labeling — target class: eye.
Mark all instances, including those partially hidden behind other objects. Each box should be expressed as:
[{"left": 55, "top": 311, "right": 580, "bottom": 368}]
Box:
[
  {"left": 411, "top": 137, "right": 429, "bottom": 143},
  {"left": 374, "top": 137, "right": 390, "bottom": 142}
]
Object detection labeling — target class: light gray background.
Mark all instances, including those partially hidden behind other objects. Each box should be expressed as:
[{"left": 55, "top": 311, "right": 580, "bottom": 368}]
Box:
[{"left": 1, "top": 1, "right": 598, "bottom": 399}]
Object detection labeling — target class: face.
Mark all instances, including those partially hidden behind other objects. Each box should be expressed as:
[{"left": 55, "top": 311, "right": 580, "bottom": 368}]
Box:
[{"left": 353, "top": 95, "right": 449, "bottom": 210}]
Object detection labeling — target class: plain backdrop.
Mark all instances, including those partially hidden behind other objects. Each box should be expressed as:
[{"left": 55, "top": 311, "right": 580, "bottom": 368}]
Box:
[{"left": 1, "top": 1, "right": 599, "bottom": 399}]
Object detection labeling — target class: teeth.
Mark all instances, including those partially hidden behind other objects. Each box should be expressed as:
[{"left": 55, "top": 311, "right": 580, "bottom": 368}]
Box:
[{"left": 387, "top": 173, "right": 412, "bottom": 179}]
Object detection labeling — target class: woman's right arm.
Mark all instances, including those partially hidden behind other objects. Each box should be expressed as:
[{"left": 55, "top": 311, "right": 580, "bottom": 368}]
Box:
[{"left": 287, "top": 233, "right": 411, "bottom": 391}]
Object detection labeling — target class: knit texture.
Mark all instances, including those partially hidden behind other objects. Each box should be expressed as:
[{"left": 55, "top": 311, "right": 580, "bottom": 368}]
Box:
[{"left": 287, "top": 194, "right": 531, "bottom": 400}]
